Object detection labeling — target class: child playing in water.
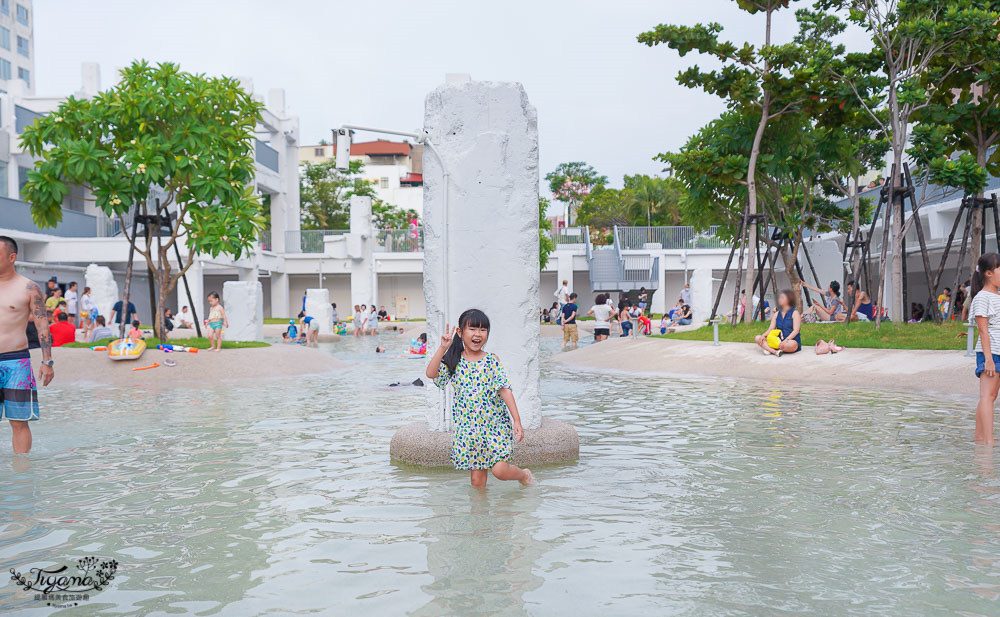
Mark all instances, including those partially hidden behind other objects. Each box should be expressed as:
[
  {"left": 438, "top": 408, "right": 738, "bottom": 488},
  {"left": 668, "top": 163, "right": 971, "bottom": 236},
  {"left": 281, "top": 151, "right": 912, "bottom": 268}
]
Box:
[
  {"left": 971, "top": 252, "right": 1000, "bottom": 444},
  {"left": 205, "top": 292, "right": 228, "bottom": 352},
  {"left": 426, "top": 309, "right": 534, "bottom": 488}
]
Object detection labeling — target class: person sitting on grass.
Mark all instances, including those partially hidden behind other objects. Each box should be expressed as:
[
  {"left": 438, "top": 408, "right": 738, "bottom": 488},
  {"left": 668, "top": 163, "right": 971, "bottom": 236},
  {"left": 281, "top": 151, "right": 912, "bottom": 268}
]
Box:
[
  {"left": 801, "top": 280, "right": 845, "bottom": 322},
  {"left": 837, "top": 281, "right": 875, "bottom": 322},
  {"left": 670, "top": 304, "right": 693, "bottom": 327},
  {"left": 49, "top": 312, "right": 76, "bottom": 347},
  {"left": 127, "top": 319, "right": 144, "bottom": 340},
  {"left": 754, "top": 289, "right": 801, "bottom": 357},
  {"left": 88, "top": 315, "right": 112, "bottom": 343}
]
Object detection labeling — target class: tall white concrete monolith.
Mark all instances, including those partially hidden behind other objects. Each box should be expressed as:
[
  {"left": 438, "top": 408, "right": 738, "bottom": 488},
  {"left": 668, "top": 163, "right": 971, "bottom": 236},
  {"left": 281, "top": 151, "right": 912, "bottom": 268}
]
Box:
[
  {"left": 390, "top": 79, "right": 578, "bottom": 467},
  {"left": 85, "top": 264, "right": 117, "bottom": 321},
  {"left": 222, "top": 281, "right": 263, "bottom": 341},
  {"left": 305, "top": 288, "right": 333, "bottom": 334},
  {"left": 349, "top": 195, "right": 376, "bottom": 309},
  {"left": 690, "top": 268, "right": 713, "bottom": 324}
]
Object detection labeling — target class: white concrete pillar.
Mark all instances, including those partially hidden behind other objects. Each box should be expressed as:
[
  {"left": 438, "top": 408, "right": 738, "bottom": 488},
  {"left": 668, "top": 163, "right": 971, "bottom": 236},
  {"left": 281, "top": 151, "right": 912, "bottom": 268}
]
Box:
[
  {"left": 651, "top": 256, "right": 668, "bottom": 315},
  {"left": 422, "top": 80, "right": 541, "bottom": 431},
  {"left": 556, "top": 253, "right": 573, "bottom": 298},
  {"left": 222, "top": 280, "right": 264, "bottom": 341},
  {"left": 349, "top": 195, "right": 375, "bottom": 307},
  {"left": 85, "top": 264, "right": 118, "bottom": 322},
  {"left": 270, "top": 272, "right": 290, "bottom": 318},
  {"left": 305, "top": 288, "right": 333, "bottom": 334},
  {"left": 690, "top": 268, "right": 713, "bottom": 323},
  {"left": 186, "top": 259, "right": 205, "bottom": 326}
]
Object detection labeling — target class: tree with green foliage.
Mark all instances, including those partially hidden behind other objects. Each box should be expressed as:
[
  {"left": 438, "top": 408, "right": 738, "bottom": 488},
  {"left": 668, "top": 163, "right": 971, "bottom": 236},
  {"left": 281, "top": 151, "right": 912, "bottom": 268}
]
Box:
[
  {"left": 665, "top": 109, "right": 858, "bottom": 309},
  {"left": 300, "top": 158, "right": 417, "bottom": 231},
  {"left": 22, "top": 60, "right": 264, "bottom": 339},
  {"left": 539, "top": 197, "right": 555, "bottom": 269},
  {"left": 910, "top": 0, "right": 1000, "bottom": 280},
  {"left": 828, "top": 0, "right": 999, "bottom": 323},
  {"left": 575, "top": 185, "right": 635, "bottom": 232},
  {"left": 640, "top": 0, "right": 822, "bottom": 321},
  {"left": 545, "top": 162, "right": 608, "bottom": 226},
  {"left": 624, "top": 174, "right": 686, "bottom": 227}
]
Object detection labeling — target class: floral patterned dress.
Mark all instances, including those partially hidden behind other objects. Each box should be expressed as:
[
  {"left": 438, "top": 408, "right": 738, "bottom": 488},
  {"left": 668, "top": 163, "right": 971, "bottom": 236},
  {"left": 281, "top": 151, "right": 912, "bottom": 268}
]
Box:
[{"left": 433, "top": 353, "right": 513, "bottom": 470}]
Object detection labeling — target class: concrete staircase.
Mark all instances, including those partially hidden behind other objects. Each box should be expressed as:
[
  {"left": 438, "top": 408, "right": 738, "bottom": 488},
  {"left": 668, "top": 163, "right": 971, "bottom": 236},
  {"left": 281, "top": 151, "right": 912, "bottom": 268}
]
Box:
[{"left": 585, "top": 226, "right": 660, "bottom": 293}]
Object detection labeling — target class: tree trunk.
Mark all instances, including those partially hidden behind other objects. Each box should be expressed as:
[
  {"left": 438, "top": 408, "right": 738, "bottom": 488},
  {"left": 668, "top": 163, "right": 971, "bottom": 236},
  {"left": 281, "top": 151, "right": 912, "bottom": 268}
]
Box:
[
  {"left": 970, "top": 145, "right": 988, "bottom": 279},
  {"left": 782, "top": 244, "right": 803, "bottom": 312},
  {"left": 741, "top": 8, "right": 773, "bottom": 322}
]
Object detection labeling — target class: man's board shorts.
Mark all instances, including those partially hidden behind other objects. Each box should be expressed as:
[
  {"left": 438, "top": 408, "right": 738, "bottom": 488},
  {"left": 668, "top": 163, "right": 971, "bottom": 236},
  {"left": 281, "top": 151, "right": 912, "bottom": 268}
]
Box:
[
  {"left": 563, "top": 323, "right": 579, "bottom": 343},
  {"left": 0, "top": 350, "right": 39, "bottom": 421}
]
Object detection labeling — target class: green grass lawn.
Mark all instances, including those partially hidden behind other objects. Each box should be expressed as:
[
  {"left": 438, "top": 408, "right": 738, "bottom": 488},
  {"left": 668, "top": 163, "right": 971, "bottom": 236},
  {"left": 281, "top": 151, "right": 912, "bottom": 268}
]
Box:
[
  {"left": 654, "top": 320, "right": 970, "bottom": 351},
  {"left": 63, "top": 337, "right": 270, "bottom": 350}
]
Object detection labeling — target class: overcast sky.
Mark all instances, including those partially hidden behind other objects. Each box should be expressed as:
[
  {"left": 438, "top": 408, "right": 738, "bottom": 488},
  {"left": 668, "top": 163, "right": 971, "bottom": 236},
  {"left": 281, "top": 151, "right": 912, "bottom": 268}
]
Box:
[{"left": 34, "top": 0, "right": 853, "bottom": 196}]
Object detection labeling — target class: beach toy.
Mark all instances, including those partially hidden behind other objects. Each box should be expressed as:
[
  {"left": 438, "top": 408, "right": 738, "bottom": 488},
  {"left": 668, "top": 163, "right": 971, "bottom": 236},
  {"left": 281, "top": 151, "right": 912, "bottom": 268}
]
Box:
[
  {"left": 766, "top": 329, "right": 782, "bottom": 349},
  {"left": 163, "top": 358, "right": 177, "bottom": 367},
  {"left": 131, "top": 362, "right": 159, "bottom": 371},
  {"left": 157, "top": 344, "right": 199, "bottom": 354},
  {"left": 335, "top": 323, "right": 348, "bottom": 335},
  {"left": 90, "top": 345, "right": 107, "bottom": 351},
  {"left": 108, "top": 338, "right": 146, "bottom": 361}
]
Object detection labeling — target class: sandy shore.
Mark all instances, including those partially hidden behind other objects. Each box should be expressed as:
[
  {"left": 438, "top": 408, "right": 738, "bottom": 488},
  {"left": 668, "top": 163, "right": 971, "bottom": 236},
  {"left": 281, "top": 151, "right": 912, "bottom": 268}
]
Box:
[
  {"left": 553, "top": 337, "right": 975, "bottom": 396},
  {"left": 41, "top": 343, "right": 346, "bottom": 388}
]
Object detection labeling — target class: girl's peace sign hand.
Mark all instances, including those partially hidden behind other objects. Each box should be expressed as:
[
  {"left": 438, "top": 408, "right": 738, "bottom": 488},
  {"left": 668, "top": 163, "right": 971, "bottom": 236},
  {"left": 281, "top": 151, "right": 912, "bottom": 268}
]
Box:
[{"left": 440, "top": 323, "right": 454, "bottom": 347}]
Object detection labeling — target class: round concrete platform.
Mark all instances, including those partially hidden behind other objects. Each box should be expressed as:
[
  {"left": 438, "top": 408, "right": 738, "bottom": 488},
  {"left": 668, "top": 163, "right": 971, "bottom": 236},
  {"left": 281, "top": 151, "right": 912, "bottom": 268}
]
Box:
[{"left": 390, "top": 417, "right": 579, "bottom": 467}]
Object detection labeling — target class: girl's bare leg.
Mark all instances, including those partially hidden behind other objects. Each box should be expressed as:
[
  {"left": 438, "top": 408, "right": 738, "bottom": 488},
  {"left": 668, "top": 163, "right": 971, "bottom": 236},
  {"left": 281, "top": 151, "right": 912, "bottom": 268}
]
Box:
[
  {"left": 470, "top": 470, "right": 488, "bottom": 488},
  {"left": 754, "top": 334, "right": 777, "bottom": 355},
  {"left": 491, "top": 461, "right": 535, "bottom": 486},
  {"left": 975, "top": 373, "right": 999, "bottom": 444},
  {"left": 814, "top": 304, "right": 833, "bottom": 321}
]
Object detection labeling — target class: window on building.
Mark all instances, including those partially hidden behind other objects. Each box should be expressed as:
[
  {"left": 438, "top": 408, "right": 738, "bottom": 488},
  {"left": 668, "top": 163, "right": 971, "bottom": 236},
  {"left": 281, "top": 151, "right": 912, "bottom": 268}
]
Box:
[
  {"left": 0, "top": 27, "right": 10, "bottom": 51},
  {"left": 380, "top": 177, "right": 389, "bottom": 189},
  {"left": 17, "top": 165, "right": 28, "bottom": 199},
  {"left": 0, "top": 161, "right": 7, "bottom": 198},
  {"left": 17, "top": 66, "right": 28, "bottom": 87},
  {"left": 0, "top": 59, "right": 11, "bottom": 81},
  {"left": 15, "top": 35, "right": 27, "bottom": 57},
  {"left": 15, "top": 4, "right": 27, "bottom": 26},
  {"left": 0, "top": 0, "right": 9, "bottom": 16},
  {"left": 314, "top": 147, "right": 324, "bottom": 157}
]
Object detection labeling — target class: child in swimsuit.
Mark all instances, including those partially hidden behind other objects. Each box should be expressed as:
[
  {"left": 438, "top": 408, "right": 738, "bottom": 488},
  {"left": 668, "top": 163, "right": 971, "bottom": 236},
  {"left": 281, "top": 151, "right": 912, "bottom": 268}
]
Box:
[{"left": 205, "top": 292, "right": 228, "bottom": 352}]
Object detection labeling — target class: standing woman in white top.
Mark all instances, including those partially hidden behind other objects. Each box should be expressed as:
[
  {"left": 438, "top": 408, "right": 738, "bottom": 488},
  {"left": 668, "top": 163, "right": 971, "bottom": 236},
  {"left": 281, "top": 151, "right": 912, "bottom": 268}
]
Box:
[
  {"left": 970, "top": 252, "right": 1000, "bottom": 444},
  {"left": 588, "top": 293, "right": 615, "bottom": 342}
]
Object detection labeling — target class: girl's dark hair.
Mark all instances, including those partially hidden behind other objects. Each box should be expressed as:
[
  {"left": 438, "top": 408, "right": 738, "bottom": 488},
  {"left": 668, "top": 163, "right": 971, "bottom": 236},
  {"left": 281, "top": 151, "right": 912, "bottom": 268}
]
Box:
[
  {"left": 778, "top": 289, "right": 795, "bottom": 309},
  {"left": 132, "top": 319, "right": 140, "bottom": 328},
  {"left": 418, "top": 333, "right": 427, "bottom": 343},
  {"left": 443, "top": 309, "right": 490, "bottom": 376},
  {"left": 208, "top": 291, "right": 221, "bottom": 301},
  {"left": 595, "top": 293, "right": 607, "bottom": 305},
  {"left": 971, "top": 252, "right": 1000, "bottom": 299},
  {"left": 829, "top": 281, "right": 840, "bottom": 296}
]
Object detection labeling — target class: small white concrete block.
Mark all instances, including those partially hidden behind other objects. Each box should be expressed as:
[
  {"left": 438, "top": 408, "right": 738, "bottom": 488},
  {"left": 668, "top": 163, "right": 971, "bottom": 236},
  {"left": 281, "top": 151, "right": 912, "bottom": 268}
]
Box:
[
  {"left": 222, "top": 281, "right": 264, "bottom": 341},
  {"left": 690, "top": 268, "right": 713, "bottom": 324},
  {"left": 305, "top": 288, "right": 333, "bottom": 334}
]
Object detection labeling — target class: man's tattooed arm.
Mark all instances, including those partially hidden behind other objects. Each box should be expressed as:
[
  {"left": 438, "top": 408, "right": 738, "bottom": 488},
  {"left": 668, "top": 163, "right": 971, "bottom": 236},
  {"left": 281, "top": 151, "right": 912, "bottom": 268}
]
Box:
[{"left": 28, "top": 281, "right": 52, "bottom": 362}]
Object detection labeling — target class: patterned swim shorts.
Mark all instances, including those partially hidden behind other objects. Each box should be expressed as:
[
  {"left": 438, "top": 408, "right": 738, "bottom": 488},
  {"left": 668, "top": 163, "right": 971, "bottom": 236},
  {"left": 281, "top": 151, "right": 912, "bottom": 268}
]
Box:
[{"left": 0, "top": 350, "right": 39, "bottom": 421}]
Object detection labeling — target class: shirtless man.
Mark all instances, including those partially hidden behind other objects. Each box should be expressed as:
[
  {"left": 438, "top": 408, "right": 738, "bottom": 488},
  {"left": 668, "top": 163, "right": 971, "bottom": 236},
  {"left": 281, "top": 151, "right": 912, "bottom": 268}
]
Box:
[{"left": 0, "top": 236, "right": 53, "bottom": 454}]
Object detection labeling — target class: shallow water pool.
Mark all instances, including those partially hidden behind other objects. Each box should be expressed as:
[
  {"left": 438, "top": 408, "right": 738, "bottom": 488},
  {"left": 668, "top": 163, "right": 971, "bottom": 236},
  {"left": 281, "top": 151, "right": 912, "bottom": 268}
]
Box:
[{"left": 0, "top": 335, "right": 997, "bottom": 616}]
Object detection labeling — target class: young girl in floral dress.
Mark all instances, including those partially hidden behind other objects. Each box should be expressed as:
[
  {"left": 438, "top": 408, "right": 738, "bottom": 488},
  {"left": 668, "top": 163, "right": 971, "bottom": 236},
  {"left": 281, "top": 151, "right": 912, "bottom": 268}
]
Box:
[{"left": 426, "top": 309, "right": 535, "bottom": 488}]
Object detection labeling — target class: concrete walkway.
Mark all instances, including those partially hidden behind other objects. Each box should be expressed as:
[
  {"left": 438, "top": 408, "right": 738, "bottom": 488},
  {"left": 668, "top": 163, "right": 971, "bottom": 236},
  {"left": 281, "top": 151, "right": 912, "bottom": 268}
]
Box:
[{"left": 553, "top": 336, "right": 976, "bottom": 396}]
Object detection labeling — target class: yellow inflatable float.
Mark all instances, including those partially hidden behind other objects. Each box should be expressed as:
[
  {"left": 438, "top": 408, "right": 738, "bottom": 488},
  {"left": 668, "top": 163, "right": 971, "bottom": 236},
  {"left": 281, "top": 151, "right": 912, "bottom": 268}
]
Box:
[
  {"left": 108, "top": 338, "right": 146, "bottom": 361},
  {"left": 766, "top": 329, "right": 783, "bottom": 350}
]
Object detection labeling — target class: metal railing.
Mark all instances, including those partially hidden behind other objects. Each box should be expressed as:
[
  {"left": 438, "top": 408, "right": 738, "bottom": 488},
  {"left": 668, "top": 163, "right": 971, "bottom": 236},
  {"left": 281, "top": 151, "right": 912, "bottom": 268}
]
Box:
[
  {"left": 258, "top": 229, "right": 272, "bottom": 252},
  {"left": 0, "top": 197, "right": 99, "bottom": 237},
  {"left": 255, "top": 139, "right": 279, "bottom": 172},
  {"left": 615, "top": 225, "right": 729, "bottom": 250},
  {"left": 286, "top": 229, "right": 349, "bottom": 253},
  {"left": 375, "top": 227, "right": 423, "bottom": 252},
  {"left": 549, "top": 226, "right": 587, "bottom": 246}
]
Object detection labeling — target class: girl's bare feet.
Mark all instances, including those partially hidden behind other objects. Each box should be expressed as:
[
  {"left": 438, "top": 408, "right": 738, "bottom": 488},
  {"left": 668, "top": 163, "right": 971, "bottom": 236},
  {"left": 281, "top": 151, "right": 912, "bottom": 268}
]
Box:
[{"left": 520, "top": 469, "right": 535, "bottom": 487}]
